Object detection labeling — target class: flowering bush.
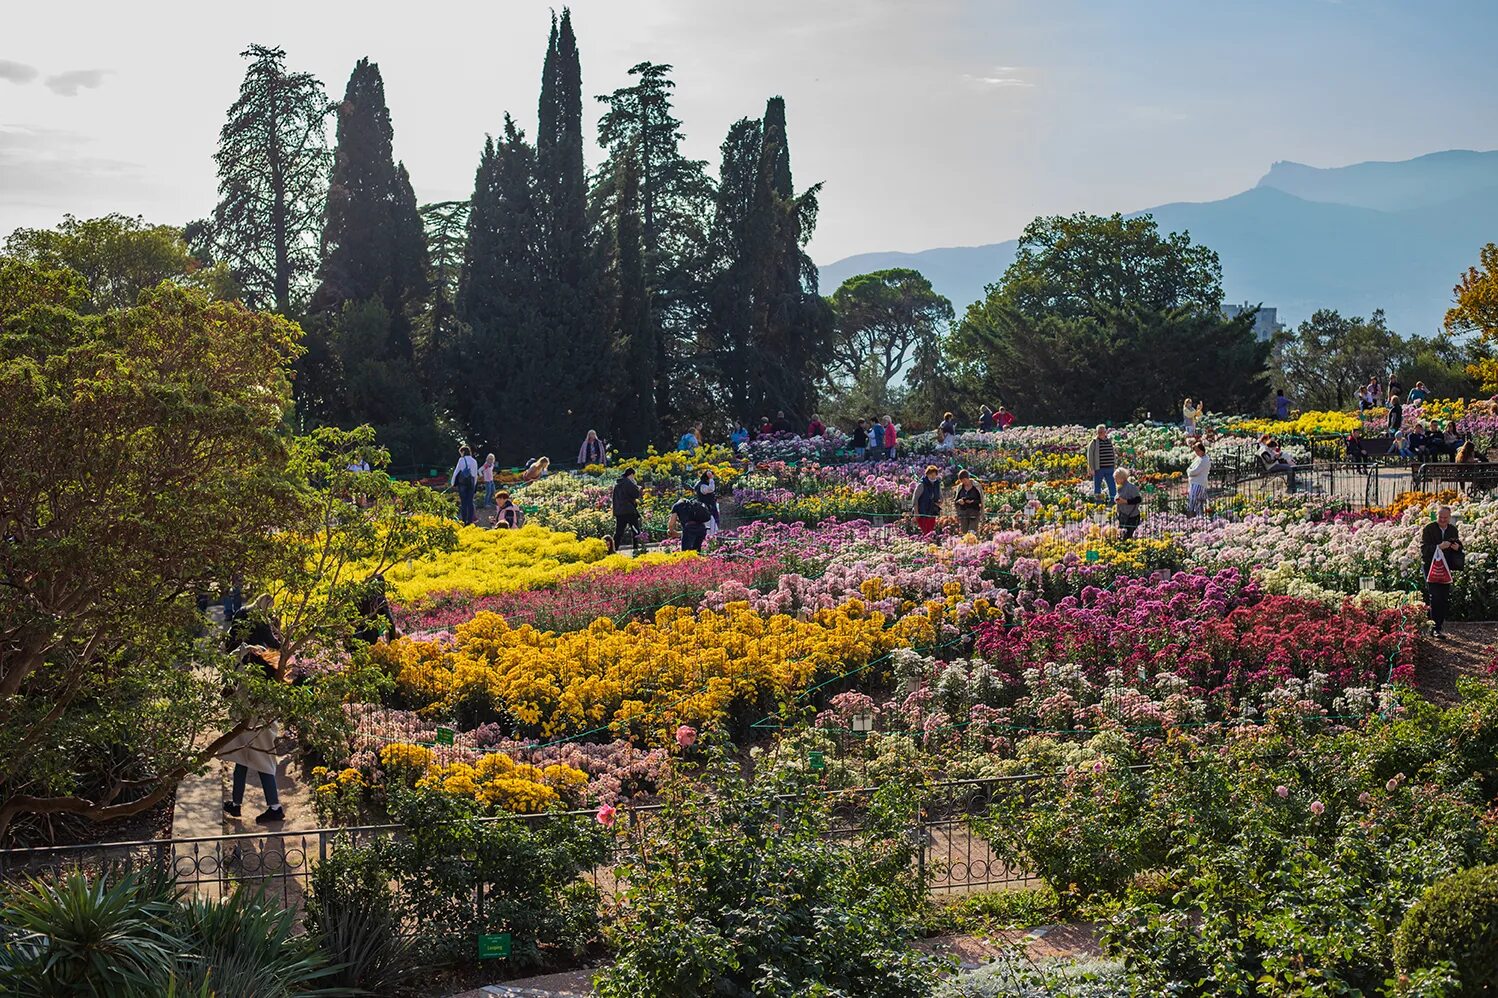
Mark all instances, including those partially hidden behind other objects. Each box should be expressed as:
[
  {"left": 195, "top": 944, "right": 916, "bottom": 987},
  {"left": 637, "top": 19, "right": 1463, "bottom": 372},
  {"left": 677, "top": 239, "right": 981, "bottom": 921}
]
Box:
[
  {"left": 377, "top": 601, "right": 919, "bottom": 743},
  {"left": 414, "top": 750, "right": 588, "bottom": 813},
  {"left": 384, "top": 524, "right": 688, "bottom": 603},
  {"left": 396, "top": 555, "right": 780, "bottom": 634}
]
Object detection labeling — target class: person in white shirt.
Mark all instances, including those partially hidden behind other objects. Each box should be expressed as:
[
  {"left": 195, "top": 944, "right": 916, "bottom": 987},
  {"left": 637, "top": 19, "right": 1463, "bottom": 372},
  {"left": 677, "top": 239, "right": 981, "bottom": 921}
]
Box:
[
  {"left": 478, "top": 453, "right": 497, "bottom": 507},
  {"left": 1187, "top": 441, "right": 1211, "bottom": 515},
  {"left": 450, "top": 446, "right": 480, "bottom": 525}
]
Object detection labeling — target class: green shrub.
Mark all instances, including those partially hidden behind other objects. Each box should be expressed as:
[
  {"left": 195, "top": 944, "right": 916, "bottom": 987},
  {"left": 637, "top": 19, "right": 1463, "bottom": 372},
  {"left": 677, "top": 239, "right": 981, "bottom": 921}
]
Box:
[
  {"left": 595, "top": 744, "right": 942, "bottom": 998},
  {"left": 0, "top": 869, "right": 349, "bottom": 997},
  {"left": 1394, "top": 865, "right": 1498, "bottom": 993},
  {"left": 304, "top": 844, "right": 425, "bottom": 994}
]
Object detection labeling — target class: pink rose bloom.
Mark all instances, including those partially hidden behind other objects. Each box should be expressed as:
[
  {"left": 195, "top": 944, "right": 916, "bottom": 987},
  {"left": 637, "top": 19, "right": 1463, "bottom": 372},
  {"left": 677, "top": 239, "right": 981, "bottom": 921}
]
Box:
[
  {"left": 596, "top": 803, "right": 617, "bottom": 827},
  {"left": 675, "top": 725, "right": 698, "bottom": 749},
  {"left": 1310, "top": 800, "right": 1325, "bottom": 816},
  {"left": 1275, "top": 785, "right": 1289, "bottom": 799},
  {"left": 1386, "top": 777, "right": 1398, "bottom": 792},
  {"left": 1092, "top": 760, "right": 1106, "bottom": 774}
]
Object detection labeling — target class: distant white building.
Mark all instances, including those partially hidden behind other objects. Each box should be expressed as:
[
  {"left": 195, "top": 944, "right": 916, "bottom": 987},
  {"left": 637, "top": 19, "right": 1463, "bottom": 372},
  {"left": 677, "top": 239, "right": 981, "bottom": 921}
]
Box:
[{"left": 1222, "top": 301, "right": 1285, "bottom": 341}]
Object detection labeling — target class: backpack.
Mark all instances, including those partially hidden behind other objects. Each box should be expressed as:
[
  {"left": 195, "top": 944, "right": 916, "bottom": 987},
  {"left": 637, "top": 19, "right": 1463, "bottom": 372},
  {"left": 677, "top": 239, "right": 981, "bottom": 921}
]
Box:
[{"left": 455, "top": 461, "right": 475, "bottom": 489}]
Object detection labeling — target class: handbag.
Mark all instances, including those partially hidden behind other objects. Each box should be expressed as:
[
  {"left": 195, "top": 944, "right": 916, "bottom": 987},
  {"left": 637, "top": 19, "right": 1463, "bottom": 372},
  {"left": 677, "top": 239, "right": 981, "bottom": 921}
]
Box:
[
  {"left": 1426, "top": 546, "right": 1453, "bottom": 585},
  {"left": 1447, "top": 547, "right": 1465, "bottom": 571}
]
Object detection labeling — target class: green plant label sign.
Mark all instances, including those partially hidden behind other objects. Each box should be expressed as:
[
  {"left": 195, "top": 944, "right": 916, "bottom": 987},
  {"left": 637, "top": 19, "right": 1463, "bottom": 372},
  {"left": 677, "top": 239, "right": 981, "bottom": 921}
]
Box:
[
  {"left": 478, "top": 932, "right": 512, "bottom": 959},
  {"left": 1085, "top": 549, "right": 1099, "bottom": 563},
  {"left": 808, "top": 750, "right": 825, "bottom": 771},
  {"left": 435, "top": 726, "right": 455, "bottom": 746}
]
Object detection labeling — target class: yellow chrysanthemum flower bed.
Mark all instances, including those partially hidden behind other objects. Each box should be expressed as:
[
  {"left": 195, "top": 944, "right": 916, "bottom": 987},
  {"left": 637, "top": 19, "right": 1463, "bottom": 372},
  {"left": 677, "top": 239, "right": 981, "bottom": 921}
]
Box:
[
  {"left": 1026, "top": 531, "right": 1183, "bottom": 575},
  {"left": 1228, "top": 410, "right": 1364, "bottom": 438},
  {"left": 376, "top": 600, "right": 922, "bottom": 743},
  {"left": 381, "top": 523, "right": 690, "bottom": 603},
  {"left": 609, "top": 444, "right": 742, "bottom": 484},
  {"left": 409, "top": 747, "right": 587, "bottom": 813}
]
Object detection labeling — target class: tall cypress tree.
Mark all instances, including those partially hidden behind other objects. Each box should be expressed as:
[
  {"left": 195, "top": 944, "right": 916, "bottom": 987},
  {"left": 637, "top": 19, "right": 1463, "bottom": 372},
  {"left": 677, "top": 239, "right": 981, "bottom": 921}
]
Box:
[
  {"left": 703, "top": 118, "right": 764, "bottom": 421},
  {"left": 703, "top": 98, "right": 831, "bottom": 423},
  {"left": 751, "top": 97, "right": 832, "bottom": 420},
  {"left": 304, "top": 57, "right": 442, "bottom": 465},
  {"left": 531, "top": 8, "right": 612, "bottom": 457},
  {"left": 454, "top": 120, "right": 545, "bottom": 462},
  {"left": 609, "top": 153, "right": 654, "bottom": 452}
]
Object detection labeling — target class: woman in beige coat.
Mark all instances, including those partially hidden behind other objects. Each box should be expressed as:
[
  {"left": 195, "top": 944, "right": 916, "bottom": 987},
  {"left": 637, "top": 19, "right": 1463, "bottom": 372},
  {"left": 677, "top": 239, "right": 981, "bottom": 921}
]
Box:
[{"left": 220, "top": 646, "right": 285, "bottom": 824}]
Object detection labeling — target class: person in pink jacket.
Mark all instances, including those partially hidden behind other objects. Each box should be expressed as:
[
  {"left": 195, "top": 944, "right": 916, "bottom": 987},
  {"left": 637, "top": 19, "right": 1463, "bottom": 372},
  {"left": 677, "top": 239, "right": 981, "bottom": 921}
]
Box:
[{"left": 881, "top": 415, "right": 897, "bottom": 459}]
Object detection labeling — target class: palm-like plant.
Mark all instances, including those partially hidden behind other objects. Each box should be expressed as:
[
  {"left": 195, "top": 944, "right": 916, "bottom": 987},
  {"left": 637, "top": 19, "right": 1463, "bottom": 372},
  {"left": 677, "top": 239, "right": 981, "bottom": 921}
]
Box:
[{"left": 0, "top": 868, "right": 184, "bottom": 997}]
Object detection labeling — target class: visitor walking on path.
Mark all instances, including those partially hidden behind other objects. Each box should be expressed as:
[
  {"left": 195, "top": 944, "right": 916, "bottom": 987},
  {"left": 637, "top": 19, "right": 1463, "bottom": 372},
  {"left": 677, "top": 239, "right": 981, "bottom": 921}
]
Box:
[
  {"left": 954, "top": 470, "right": 984, "bottom": 534},
  {"left": 668, "top": 488, "right": 713, "bottom": 552},
  {"left": 869, "top": 418, "right": 885, "bottom": 456},
  {"left": 912, "top": 464, "right": 942, "bottom": 536},
  {"left": 478, "top": 453, "right": 497, "bottom": 507},
  {"left": 577, "top": 430, "right": 607, "bottom": 467},
  {"left": 994, "top": 405, "right": 1015, "bottom": 431},
  {"left": 1086, "top": 425, "right": 1118, "bottom": 501},
  {"left": 1387, "top": 395, "right": 1404, "bottom": 434},
  {"left": 450, "top": 445, "right": 479, "bottom": 525},
  {"left": 1114, "top": 469, "right": 1142, "bottom": 539},
  {"left": 1187, "top": 441, "right": 1210, "bottom": 515},
  {"left": 1407, "top": 381, "right": 1430, "bottom": 404},
  {"left": 882, "top": 416, "right": 898, "bottom": 459},
  {"left": 695, "top": 469, "right": 721, "bottom": 534},
  {"left": 978, "top": 405, "right": 995, "bottom": 432},
  {"left": 220, "top": 611, "right": 287, "bottom": 825},
  {"left": 610, "top": 468, "right": 643, "bottom": 554},
  {"left": 1420, "top": 505, "right": 1462, "bottom": 639},
  {"left": 1274, "top": 390, "right": 1291, "bottom": 421}
]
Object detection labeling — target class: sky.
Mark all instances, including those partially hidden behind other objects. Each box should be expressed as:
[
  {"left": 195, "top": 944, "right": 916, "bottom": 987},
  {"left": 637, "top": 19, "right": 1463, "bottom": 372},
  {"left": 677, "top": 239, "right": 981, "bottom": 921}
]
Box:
[{"left": 2, "top": 0, "right": 1496, "bottom": 265}]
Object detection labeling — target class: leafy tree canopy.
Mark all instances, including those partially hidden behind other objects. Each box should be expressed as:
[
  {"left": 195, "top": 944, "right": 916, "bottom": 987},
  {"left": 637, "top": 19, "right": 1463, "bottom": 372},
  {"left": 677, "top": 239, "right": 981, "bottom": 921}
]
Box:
[{"left": 5, "top": 214, "right": 233, "bottom": 312}]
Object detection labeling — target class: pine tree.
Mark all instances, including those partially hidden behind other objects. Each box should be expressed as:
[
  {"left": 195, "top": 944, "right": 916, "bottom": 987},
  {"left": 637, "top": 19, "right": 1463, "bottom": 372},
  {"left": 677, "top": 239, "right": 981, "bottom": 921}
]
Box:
[
  {"left": 203, "top": 45, "right": 330, "bottom": 313},
  {"left": 595, "top": 62, "right": 713, "bottom": 438}
]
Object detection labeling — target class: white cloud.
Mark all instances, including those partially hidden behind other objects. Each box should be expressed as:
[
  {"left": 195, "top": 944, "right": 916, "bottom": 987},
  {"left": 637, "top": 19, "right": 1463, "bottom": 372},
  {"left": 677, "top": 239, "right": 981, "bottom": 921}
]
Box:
[
  {"left": 44, "top": 68, "right": 110, "bottom": 97},
  {"left": 965, "top": 74, "right": 1034, "bottom": 88},
  {"left": 0, "top": 60, "right": 39, "bottom": 84}
]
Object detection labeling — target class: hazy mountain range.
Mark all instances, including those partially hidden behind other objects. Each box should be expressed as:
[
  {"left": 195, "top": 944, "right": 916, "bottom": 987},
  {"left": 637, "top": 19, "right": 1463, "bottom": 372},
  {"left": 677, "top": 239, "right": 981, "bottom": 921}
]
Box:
[{"left": 818, "top": 150, "right": 1498, "bottom": 337}]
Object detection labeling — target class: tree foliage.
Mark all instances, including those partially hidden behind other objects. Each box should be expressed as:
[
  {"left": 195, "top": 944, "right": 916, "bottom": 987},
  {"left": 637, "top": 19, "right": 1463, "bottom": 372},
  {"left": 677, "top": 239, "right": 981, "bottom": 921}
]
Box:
[
  {"left": 948, "top": 212, "right": 1269, "bottom": 422},
  {"left": 825, "top": 268, "right": 953, "bottom": 415},
  {"left": 595, "top": 62, "right": 713, "bottom": 435},
  {"left": 701, "top": 99, "right": 833, "bottom": 424},
  {"left": 199, "top": 44, "right": 331, "bottom": 314},
  {"left": 1449, "top": 243, "right": 1498, "bottom": 392},
  {"left": 0, "top": 260, "right": 301, "bottom": 842},
  {"left": 4, "top": 214, "right": 231, "bottom": 312}
]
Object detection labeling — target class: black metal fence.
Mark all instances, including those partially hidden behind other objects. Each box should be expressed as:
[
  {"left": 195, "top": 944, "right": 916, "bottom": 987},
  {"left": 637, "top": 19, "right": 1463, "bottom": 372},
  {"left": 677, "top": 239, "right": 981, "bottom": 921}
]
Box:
[{"left": 0, "top": 775, "right": 1042, "bottom": 917}]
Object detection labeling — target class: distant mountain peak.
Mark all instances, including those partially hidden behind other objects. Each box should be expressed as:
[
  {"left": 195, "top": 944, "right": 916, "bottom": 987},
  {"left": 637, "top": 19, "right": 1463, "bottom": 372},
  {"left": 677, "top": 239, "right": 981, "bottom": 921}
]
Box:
[
  {"left": 818, "top": 149, "right": 1498, "bottom": 337},
  {"left": 1255, "top": 149, "right": 1498, "bottom": 212}
]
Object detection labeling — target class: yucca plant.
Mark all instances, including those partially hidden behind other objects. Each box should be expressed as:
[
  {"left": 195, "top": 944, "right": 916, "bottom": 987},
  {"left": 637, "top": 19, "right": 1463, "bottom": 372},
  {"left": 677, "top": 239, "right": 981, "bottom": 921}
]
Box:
[
  {"left": 168, "top": 885, "right": 353, "bottom": 998},
  {"left": 0, "top": 867, "right": 184, "bottom": 997}
]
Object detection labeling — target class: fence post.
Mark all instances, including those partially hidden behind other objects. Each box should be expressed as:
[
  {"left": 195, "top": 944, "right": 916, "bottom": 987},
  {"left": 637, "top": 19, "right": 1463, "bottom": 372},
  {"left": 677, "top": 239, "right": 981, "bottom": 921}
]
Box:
[{"left": 914, "top": 789, "right": 927, "bottom": 887}]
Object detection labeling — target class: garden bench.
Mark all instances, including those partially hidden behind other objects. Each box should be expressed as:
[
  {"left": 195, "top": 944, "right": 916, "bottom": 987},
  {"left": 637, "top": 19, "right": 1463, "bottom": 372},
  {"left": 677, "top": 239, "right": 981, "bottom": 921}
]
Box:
[{"left": 1412, "top": 462, "right": 1498, "bottom": 495}]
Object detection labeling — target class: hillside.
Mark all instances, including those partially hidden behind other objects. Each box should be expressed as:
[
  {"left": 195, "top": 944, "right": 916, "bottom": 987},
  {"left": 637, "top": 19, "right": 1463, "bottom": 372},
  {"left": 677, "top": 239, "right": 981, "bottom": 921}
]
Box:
[{"left": 817, "top": 151, "right": 1498, "bottom": 335}]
